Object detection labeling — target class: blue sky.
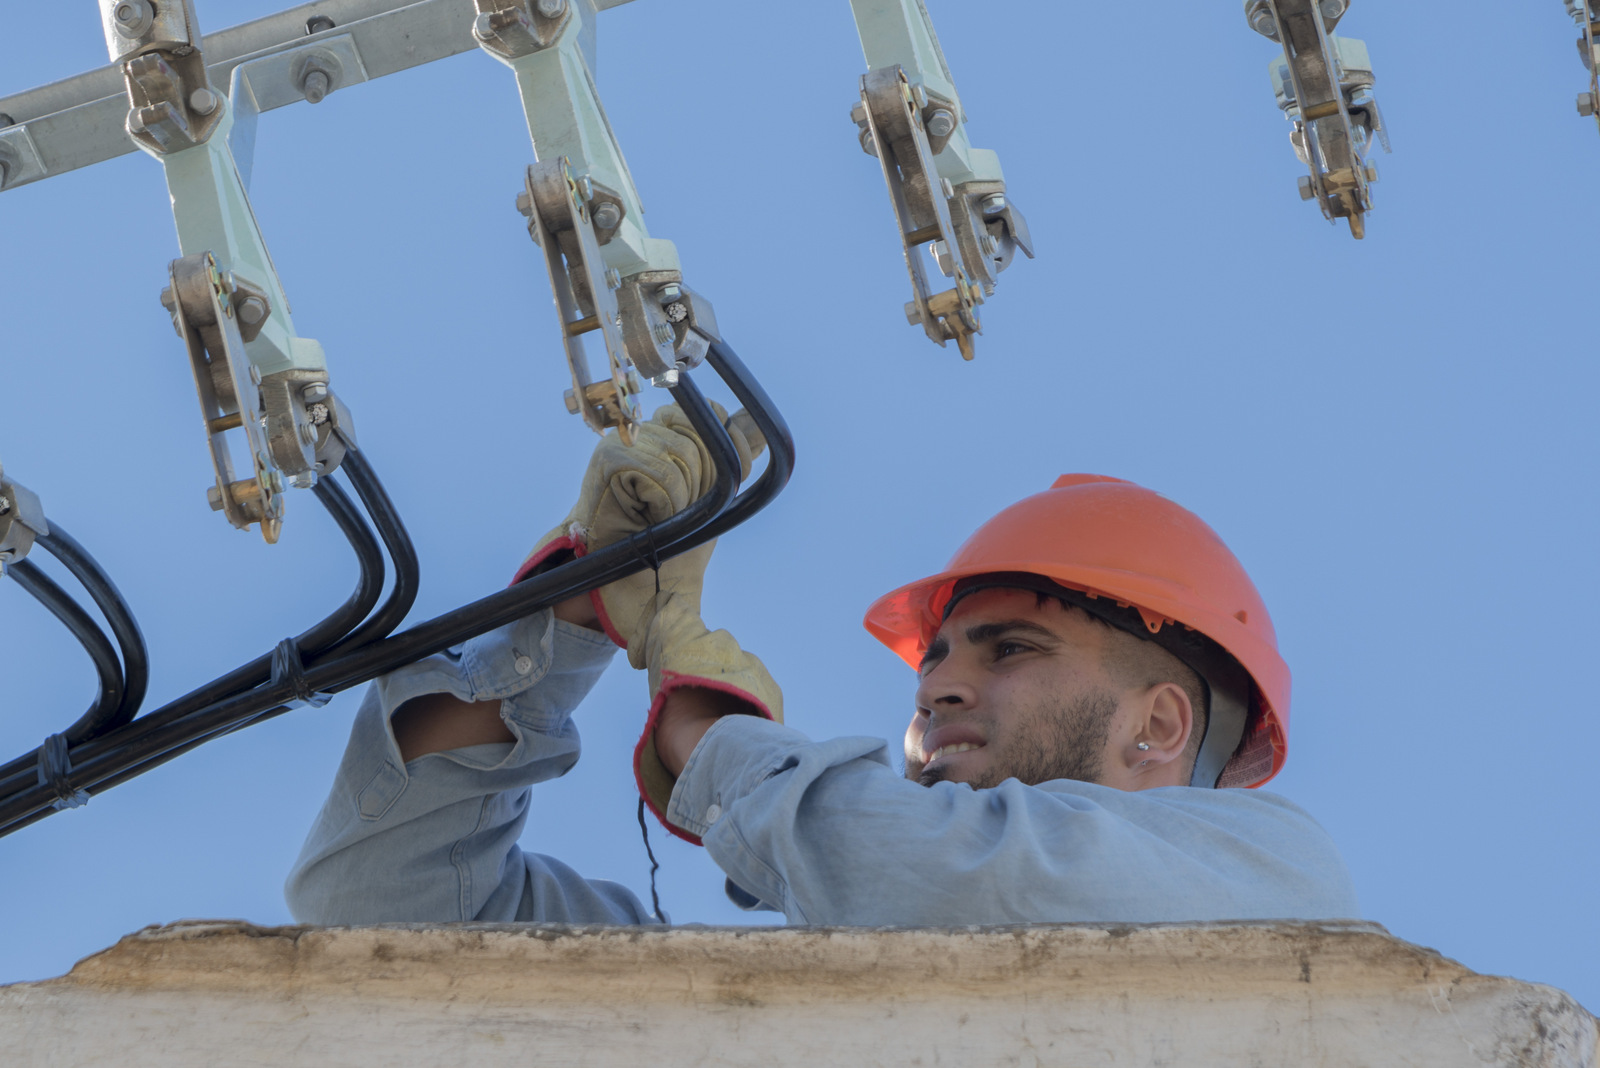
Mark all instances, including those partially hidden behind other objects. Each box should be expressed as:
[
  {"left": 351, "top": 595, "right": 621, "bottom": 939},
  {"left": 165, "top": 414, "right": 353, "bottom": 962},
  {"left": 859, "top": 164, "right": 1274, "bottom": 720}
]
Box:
[{"left": 1, "top": 0, "right": 1595, "bottom": 1012}]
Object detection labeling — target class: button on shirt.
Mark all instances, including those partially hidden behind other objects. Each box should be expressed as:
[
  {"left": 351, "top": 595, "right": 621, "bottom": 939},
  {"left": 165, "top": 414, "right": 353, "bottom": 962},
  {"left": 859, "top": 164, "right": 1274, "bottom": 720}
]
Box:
[{"left": 287, "top": 613, "right": 1360, "bottom": 927}]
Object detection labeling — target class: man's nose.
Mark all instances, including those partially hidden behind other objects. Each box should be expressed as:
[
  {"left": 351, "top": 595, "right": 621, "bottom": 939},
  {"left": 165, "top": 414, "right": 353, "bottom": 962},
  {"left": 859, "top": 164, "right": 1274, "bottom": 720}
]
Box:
[{"left": 913, "top": 654, "right": 979, "bottom": 715}]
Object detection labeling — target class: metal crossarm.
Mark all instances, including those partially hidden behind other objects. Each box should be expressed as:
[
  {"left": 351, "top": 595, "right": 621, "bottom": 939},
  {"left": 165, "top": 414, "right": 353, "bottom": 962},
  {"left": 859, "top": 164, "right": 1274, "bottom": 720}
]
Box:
[{"left": 1244, "top": 0, "right": 1389, "bottom": 239}]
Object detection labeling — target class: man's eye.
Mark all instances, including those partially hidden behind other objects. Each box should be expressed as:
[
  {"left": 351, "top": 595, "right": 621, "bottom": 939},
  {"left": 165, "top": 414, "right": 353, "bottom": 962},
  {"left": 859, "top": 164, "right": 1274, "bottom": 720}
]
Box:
[{"left": 995, "top": 641, "right": 1030, "bottom": 659}]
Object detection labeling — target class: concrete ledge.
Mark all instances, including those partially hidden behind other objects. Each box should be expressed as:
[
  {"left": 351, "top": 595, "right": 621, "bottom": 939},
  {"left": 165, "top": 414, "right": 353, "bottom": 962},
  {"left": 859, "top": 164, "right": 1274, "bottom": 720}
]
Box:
[{"left": 2, "top": 920, "right": 1594, "bottom": 1066}]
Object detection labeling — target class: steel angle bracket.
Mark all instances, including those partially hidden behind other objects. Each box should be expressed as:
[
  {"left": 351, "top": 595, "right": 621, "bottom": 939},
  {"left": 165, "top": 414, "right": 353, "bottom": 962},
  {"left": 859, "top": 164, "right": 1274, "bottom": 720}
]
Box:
[
  {"left": 860, "top": 66, "right": 980, "bottom": 360},
  {"left": 166, "top": 253, "right": 286, "bottom": 543},
  {"left": 1566, "top": 0, "right": 1600, "bottom": 132},
  {"left": 1246, "top": 0, "right": 1386, "bottom": 239},
  {"left": 0, "top": 464, "right": 49, "bottom": 570},
  {"left": 522, "top": 159, "right": 642, "bottom": 443}
]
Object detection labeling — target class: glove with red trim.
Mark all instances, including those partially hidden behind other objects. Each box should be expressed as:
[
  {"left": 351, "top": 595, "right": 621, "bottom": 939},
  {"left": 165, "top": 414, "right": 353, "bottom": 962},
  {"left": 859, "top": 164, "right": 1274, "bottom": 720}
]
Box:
[
  {"left": 632, "top": 588, "right": 783, "bottom": 844},
  {"left": 512, "top": 403, "right": 764, "bottom": 652}
]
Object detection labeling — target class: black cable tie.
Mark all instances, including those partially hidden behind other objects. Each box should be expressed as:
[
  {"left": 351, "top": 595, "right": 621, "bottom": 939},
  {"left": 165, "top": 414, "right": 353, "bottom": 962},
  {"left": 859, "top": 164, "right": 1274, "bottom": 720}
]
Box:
[
  {"left": 37, "top": 733, "right": 89, "bottom": 811},
  {"left": 636, "top": 796, "right": 666, "bottom": 923},
  {"left": 271, "top": 638, "right": 330, "bottom": 708},
  {"left": 634, "top": 523, "right": 664, "bottom": 597}
]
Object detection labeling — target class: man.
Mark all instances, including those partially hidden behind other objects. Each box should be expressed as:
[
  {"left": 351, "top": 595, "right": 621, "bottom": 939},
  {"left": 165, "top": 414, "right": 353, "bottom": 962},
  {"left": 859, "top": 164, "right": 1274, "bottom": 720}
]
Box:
[{"left": 287, "top": 409, "right": 1357, "bottom": 926}]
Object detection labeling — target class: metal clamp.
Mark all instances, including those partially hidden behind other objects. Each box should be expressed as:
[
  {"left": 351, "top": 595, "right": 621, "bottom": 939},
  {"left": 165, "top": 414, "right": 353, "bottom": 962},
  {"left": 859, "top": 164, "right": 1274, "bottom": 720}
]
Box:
[
  {"left": 165, "top": 252, "right": 286, "bottom": 543},
  {"left": 1566, "top": 0, "right": 1600, "bottom": 131},
  {"left": 0, "top": 463, "right": 50, "bottom": 568},
  {"left": 1246, "top": 0, "right": 1388, "bottom": 239},
  {"left": 859, "top": 65, "right": 981, "bottom": 360},
  {"left": 522, "top": 158, "right": 643, "bottom": 443},
  {"left": 100, "top": 0, "right": 224, "bottom": 156}
]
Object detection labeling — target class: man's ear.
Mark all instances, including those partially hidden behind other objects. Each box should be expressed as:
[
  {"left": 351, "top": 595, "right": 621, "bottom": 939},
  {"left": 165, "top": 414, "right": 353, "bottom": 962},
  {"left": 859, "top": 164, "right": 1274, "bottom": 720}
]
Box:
[{"left": 1135, "top": 682, "right": 1194, "bottom": 767}]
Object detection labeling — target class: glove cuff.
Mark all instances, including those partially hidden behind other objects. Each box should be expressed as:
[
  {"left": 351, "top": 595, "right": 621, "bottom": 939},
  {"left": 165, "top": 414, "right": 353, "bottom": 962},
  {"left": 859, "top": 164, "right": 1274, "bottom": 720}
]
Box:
[
  {"left": 633, "top": 670, "right": 777, "bottom": 846},
  {"left": 509, "top": 524, "right": 627, "bottom": 648}
]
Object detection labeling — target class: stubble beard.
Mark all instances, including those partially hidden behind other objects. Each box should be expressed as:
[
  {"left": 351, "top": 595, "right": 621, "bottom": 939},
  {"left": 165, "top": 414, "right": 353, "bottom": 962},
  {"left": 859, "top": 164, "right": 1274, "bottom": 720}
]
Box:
[{"left": 916, "top": 688, "right": 1120, "bottom": 790}]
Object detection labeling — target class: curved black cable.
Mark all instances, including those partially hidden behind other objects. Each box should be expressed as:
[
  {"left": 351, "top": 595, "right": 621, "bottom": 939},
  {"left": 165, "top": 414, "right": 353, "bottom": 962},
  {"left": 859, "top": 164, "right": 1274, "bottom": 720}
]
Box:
[
  {"left": 0, "top": 472, "right": 386, "bottom": 796},
  {"left": 0, "top": 356, "right": 789, "bottom": 835},
  {"left": 323, "top": 441, "right": 419, "bottom": 655},
  {"left": 7, "top": 560, "right": 124, "bottom": 745},
  {"left": 673, "top": 338, "right": 795, "bottom": 549},
  {"left": 34, "top": 524, "right": 148, "bottom": 730}
]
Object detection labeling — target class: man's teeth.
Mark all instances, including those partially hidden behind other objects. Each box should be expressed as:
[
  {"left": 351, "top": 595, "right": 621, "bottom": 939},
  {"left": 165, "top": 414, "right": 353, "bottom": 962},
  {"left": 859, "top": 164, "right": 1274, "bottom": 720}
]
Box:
[{"left": 927, "top": 742, "right": 982, "bottom": 763}]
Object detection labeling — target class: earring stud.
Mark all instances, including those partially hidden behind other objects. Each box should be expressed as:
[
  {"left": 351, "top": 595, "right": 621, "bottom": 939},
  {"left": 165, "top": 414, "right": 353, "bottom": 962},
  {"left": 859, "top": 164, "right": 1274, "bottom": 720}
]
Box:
[{"left": 1136, "top": 742, "right": 1150, "bottom": 751}]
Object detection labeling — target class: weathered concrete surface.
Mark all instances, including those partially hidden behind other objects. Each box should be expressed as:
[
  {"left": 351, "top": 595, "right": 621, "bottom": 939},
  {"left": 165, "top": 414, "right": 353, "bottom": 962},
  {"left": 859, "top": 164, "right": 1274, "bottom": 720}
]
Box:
[{"left": 1, "top": 920, "right": 1593, "bottom": 1067}]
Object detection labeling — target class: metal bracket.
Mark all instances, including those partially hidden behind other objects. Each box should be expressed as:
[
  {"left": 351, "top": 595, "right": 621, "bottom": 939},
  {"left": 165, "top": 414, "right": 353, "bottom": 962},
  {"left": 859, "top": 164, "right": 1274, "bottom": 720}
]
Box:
[
  {"left": 473, "top": 0, "right": 573, "bottom": 60},
  {"left": 1566, "top": 0, "right": 1600, "bottom": 131},
  {"left": 0, "top": 464, "right": 50, "bottom": 569},
  {"left": 0, "top": 124, "right": 47, "bottom": 191},
  {"left": 166, "top": 252, "right": 286, "bottom": 543},
  {"left": 101, "top": 0, "right": 226, "bottom": 156},
  {"left": 860, "top": 65, "right": 980, "bottom": 360},
  {"left": 1247, "top": 0, "right": 1386, "bottom": 239},
  {"left": 522, "top": 158, "right": 642, "bottom": 443}
]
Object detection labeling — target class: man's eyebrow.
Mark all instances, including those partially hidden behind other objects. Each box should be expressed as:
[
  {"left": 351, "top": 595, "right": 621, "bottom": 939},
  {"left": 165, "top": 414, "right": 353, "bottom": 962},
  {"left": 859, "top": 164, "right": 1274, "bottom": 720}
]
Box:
[{"left": 963, "top": 620, "right": 1061, "bottom": 645}]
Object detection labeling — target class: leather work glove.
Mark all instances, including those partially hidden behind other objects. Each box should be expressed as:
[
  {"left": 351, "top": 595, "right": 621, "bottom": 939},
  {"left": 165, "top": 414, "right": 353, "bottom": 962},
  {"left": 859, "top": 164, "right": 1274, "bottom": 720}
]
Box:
[
  {"left": 511, "top": 403, "right": 765, "bottom": 651},
  {"left": 633, "top": 588, "right": 783, "bottom": 845}
]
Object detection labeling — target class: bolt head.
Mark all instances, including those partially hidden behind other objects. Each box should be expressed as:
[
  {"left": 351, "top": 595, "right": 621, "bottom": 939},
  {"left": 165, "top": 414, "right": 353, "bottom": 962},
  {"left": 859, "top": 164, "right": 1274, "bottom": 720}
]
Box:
[
  {"left": 592, "top": 202, "right": 622, "bottom": 229},
  {"left": 1580, "top": 92, "right": 1596, "bottom": 116},
  {"left": 515, "top": 191, "right": 533, "bottom": 217},
  {"left": 301, "top": 382, "right": 329, "bottom": 403},
  {"left": 535, "top": 0, "right": 567, "bottom": 17},
  {"left": 980, "top": 193, "right": 1006, "bottom": 216},
  {"left": 189, "top": 88, "right": 220, "bottom": 115},
  {"left": 564, "top": 389, "right": 580, "bottom": 414},
  {"left": 1297, "top": 174, "right": 1316, "bottom": 201},
  {"left": 925, "top": 109, "right": 956, "bottom": 138},
  {"left": 657, "top": 283, "right": 683, "bottom": 304},
  {"left": 859, "top": 126, "right": 879, "bottom": 157},
  {"left": 910, "top": 84, "right": 928, "bottom": 110},
  {"left": 305, "top": 15, "right": 336, "bottom": 35},
  {"left": 1318, "top": 0, "right": 1347, "bottom": 19},
  {"left": 238, "top": 296, "right": 267, "bottom": 324},
  {"left": 112, "top": 0, "right": 154, "bottom": 37}
]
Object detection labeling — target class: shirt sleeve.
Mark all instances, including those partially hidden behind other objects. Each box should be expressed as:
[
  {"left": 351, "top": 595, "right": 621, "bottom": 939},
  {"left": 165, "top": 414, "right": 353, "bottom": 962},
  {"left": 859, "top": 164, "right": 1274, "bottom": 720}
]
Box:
[
  {"left": 667, "top": 716, "right": 1360, "bottom": 926},
  {"left": 285, "top": 610, "right": 661, "bottom": 926}
]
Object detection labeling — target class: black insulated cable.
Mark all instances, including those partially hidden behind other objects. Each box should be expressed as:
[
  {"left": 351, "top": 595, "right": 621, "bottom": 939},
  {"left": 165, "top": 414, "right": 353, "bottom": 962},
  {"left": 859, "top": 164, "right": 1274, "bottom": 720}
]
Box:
[
  {"left": 7, "top": 560, "right": 125, "bottom": 745},
  {"left": 0, "top": 351, "right": 790, "bottom": 837},
  {"left": 34, "top": 525, "right": 148, "bottom": 730},
  {"left": 0, "top": 472, "right": 386, "bottom": 803},
  {"left": 324, "top": 441, "right": 419, "bottom": 655}
]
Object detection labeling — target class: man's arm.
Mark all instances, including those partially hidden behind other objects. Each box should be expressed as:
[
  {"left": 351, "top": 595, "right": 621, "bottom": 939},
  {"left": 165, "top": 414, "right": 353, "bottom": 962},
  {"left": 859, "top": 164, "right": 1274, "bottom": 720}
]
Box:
[
  {"left": 390, "top": 593, "right": 601, "bottom": 761},
  {"left": 663, "top": 716, "right": 1361, "bottom": 926},
  {"left": 285, "top": 604, "right": 662, "bottom": 927}
]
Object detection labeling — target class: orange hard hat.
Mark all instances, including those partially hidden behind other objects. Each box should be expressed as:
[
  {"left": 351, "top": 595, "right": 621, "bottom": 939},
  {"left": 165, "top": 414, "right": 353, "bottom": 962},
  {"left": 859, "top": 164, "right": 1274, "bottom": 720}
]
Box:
[{"left": 862, "top": 474, "right": 1290, "bottom": 789}]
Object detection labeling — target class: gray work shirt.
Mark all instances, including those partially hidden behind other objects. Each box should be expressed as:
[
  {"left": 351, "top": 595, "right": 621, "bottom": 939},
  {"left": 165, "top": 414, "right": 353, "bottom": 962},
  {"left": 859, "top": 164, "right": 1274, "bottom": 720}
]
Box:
[{"left": 286, "top": 611, "right": 1360, "bottom": 926}]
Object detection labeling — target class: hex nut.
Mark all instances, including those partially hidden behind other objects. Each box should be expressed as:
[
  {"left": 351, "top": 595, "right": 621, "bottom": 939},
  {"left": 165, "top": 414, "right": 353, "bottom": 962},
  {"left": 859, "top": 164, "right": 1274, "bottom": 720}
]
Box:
[
  {"left": 302, "top": 382, "right": 329, "bottom": 404},
  {"left": 980, "top": 193, "right": 1006, "bottom": 216},
  {"left": 859, "top": 127, "right": 878, "bottom": 156},
  {"left": 536, "top": 0, "right": 567, "bottom": 17},
  {"left": 1297, "top": 175, "right": 1316, "bottom": 201},
  {"left": 112, "top": 0, "right": 155, "bottom": 38},
  {"left": 1580, "top": 92, "right": 1596, "bottom": 117},
  {"left": 238, "top": 296, "right": 268, "bottom": 325},
  {"left": 592, "top": 202, "right": 622, "bottom": 229},
  {"left": 925, "top": 109, "right": 956, "bottom": 138},
  {"left": 657, "top": 283, "right": 682, "bottom": 304}
]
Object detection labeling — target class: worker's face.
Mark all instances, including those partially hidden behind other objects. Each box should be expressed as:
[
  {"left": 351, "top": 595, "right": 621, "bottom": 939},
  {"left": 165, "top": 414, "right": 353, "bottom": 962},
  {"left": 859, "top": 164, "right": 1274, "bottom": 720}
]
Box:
[{"left": 904, "top": 588, "right": 1126, "bottom": 790}]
